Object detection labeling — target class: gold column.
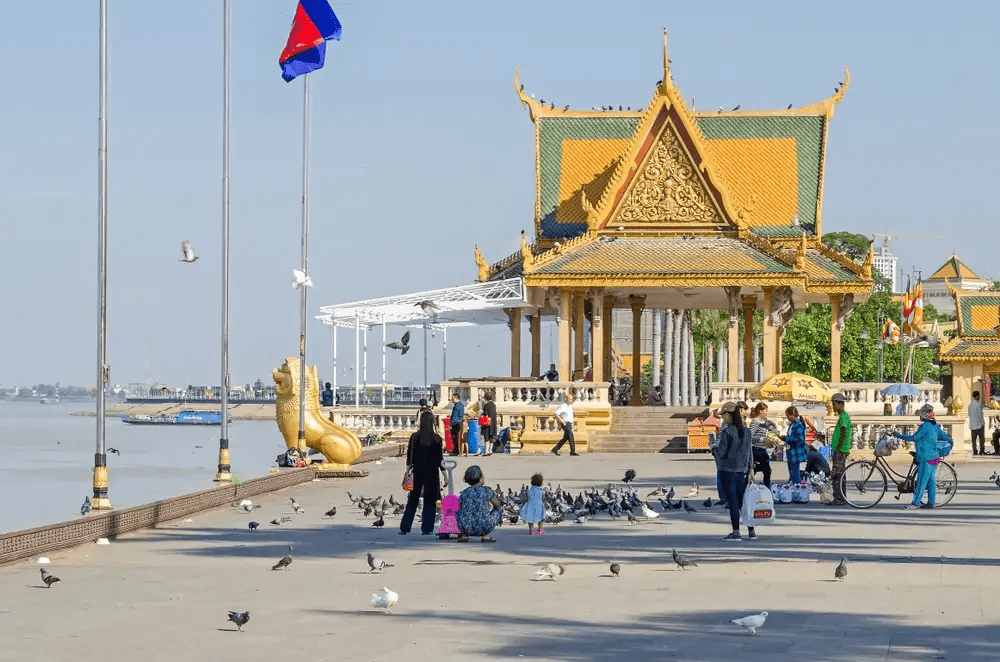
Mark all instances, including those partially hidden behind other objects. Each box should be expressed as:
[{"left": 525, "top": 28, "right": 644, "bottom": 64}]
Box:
[
  {"left": 556, "top": 289, "right": 571, "bottom": 381},
  {"left": 602, "top": 295, "right": 614, "bottom": 379},
  {"left": 573, "top": 292, "right": 585, "bottom": 379},
  {"left": 529, "top": 312, "right": 541, "bottom": 378},
  {"left": 830, "top": 294, "right": 842, "bottom": 383},
  {"left": 507, "top": 308, "right": 522, "bottom": 378},
  {"left": 727, "top": 323, "right": 739, "bottom": 382},
  {"left": 742, "top": 295, "right": 757, "bottom": 383},
  {"left": 629, "top": 295, "right": 646, "bottom": 405},
  {"left": 590, "top": 290, "right": 604, "bottom": 382},
  {"left": 761, "top": 287, "right": 778, "bottom": 380}
]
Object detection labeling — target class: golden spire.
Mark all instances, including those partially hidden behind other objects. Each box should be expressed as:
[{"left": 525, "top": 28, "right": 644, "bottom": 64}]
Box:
[
  {"left": 861, "top": 241, "right": 873, "bottom": 279},
  {"left": 662, "top": 28, "right": 669, "bottom": 84}
]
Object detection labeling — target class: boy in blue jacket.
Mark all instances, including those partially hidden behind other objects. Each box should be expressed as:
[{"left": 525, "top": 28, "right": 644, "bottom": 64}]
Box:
[{"left": 893, "top": 404, "right": 953, "bottom": 510}]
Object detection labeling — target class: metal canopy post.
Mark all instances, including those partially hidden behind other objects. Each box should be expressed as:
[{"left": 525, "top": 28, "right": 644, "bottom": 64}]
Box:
[
  {"left": 442, "top": 326, "right": 447, "bottom": 383},
  {"left": 363, "top": 322, "right": 368, "bottom": 403},
  {"left": 332, "top": 325, "right": 337, "bottom": 404},
  {"left": 381, "top": 317, "right": 386, "bottom": 408},
  {"left": 354, "top": 319, "right": 360, "bottom": 409}
]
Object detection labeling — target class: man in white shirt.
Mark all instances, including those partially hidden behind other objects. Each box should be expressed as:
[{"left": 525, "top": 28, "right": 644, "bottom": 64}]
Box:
[
  {"left": 551, "top": 394, "right": 578, "bottom": 456},
  {"left": 969, "top": 390, "right": 985, "bottom": 456}
]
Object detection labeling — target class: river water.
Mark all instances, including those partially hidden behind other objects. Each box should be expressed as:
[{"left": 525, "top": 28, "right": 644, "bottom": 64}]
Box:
[{"left": 0, "top": 401, "right": 286, "bottom": 534}]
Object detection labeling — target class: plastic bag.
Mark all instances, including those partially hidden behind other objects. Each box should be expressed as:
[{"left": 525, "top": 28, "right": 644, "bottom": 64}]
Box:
[
  {"left": 791, "top": 485, "right": 810, "bottom": 504},
  {"left": 937, "top": 441, "right": 952, "bottom": 458},
  {"left": 741, "top": 482, "right": 776, "bottom": 526},
  {"left": 776, "top": 484, "right": 792, "bottom": 504}
]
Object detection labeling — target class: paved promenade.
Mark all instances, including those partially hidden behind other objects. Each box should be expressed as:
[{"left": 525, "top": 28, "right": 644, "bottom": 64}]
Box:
[{"left": 3, "top": 453, "right": 1000, "bottom": 662}]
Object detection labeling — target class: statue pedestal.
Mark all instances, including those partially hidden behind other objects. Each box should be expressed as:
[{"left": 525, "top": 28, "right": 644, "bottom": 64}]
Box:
[{"left": 313, "top": 462, "right": 352, "bottom": 471}]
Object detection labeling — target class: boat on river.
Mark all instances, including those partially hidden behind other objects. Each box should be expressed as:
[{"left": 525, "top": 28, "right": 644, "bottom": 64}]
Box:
[{"left": 119, "top": 410, "right": 232, "bottom": 425}]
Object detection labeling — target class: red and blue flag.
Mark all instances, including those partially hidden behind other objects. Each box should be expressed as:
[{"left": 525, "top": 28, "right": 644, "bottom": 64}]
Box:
[{"left": 279, "top": 0, "right": 342, "bottom": 82}]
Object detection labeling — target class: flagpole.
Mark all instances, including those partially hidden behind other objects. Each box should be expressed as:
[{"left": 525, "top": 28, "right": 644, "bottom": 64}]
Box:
[
  {"left": 92, "top": 0, "right": 111, "bottom": 511},
  {"left": 215, "top": 0, "right": 233, "bottom": 482},
  {"left": 297, "top": 73, "right": 311, "bottom": 458}
]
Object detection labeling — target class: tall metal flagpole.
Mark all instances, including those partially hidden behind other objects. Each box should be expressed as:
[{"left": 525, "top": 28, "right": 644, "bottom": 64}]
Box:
[
  {"left": 92, "top": 0, "right": 111, "bottom": 510},
  {"left": 215, "top": 0, "right": 233, "bottom": 482},
  {"left": 381, "top": 318, "right": 386, "bottom": 408},
  {"left": 297, "top": 74, "right": 312, "bottom": 456}
]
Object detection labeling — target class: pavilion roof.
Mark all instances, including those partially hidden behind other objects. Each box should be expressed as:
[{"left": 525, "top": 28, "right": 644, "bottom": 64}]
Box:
[{"left": 928, "top": 255, "right": 982, "bottom": 281}]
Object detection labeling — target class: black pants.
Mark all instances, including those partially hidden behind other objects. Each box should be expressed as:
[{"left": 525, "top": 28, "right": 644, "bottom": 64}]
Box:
[
  {"left": 751, "top": 447, "right": 772, "bottom": 488},
  {"left": 972, "top": 427, "right": 985, "bottom": 455},
  {"left": 552, "top": 422, "right": 576, "bottom": 454},
  {"left": 449, "top": 424, "right": 462, "bottom": 455},
  {"left": 993, "top": 429, "right": 1000, "bottom": 454},
  {"left": 400, "top": 470, "right": 440, "bottom": 534}
]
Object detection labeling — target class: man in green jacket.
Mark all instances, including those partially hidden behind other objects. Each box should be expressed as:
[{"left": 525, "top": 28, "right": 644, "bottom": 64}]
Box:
[{"left": 829, "top": 393, "right": 851, "bottom": 505}]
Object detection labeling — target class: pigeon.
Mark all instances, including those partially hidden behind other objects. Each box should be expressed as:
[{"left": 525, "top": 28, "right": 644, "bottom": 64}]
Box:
[
  {"left": 702, "top": 497, "right": 713, "bottom": 509},
  {"left": 227, "top": 610, "right": 250, "bottom": 632},
  {"left": 730, "top": 611, "right": 768, "bottom": 637},
  {"left": 386, "top": 331, "right": 411, "bottom": 355},
  {"left": 269, "top": 518, "right": 281, "bottom": 526},
  {"left": 80, "top": 496, "right": 92, "bottom": 516},
  {"left": 417, "top": 300, "right": 441, "bottom": 319},
  {"left": 372, "top": 516, "right": 385, "bottom": 528},
  {"left": 683, "top": 501, "right": 697, "bottom": 513},
  {"left": 179, "top": 240, "right": 198, "bottom": 263},
  {"left": 626, "top": 512, "right": 639, "bottom": 525},
  {"left": 623, "top": 469, "right": 636, "bottom": 484},
  {"left": 324, "top": 506, "right": 337, "bottom": 518},
  {"left": 573, "top": 513, "right": 589, "bottom": 524},
  {"left": 271, "top": 545, "right": 293, "bottom": 570},
  {"left": 40, "top": 568, "right": 60, "bottom": 587},
  {"left": 672, "top": 549, "right": 698, "bottom": 571},
  {"left": 787, "top": 103, "right": 793, "bottom": 109},
  {"left": 834, "top": 557, "right": 848, "bottom": 581},
  {"left": 279, "top": 516, "right": 292, "bottom": 523},
  {"left": 534, "top": 563, "right": 565, "bottom": 581},
  {"left": 367, "top": 552, "right": 393, "bottom": 574},
  {"left": 640, "top": 502, "right": 659, "bottom": 519},
  {"left": 291, "top": 269, "right": 312, "bottom": 289},
  {"left": 242, "top": 502, "right": 261, "bottom": 513},
  {"left": 685, "top": 483, "right": 700, "bottom": 498},
  {"left": 107, "top": 447, "right": 120, "bottom": 455},
  {"left": 248, "top": 521, "right": 259, "bottom": 531},
  {"left": 609, "top": 563, "right": 620, "bottom": 578},
  {"left": 665, "top": 487, "right": 675, "bottom": 501},
  {"left": 292, "top": 504, "right": 304, "bottom": 514},
  {"left": 371, "top": 587, "right": 399, "bottom": 613},
  {"left": 732, "top": 104, "right": 740, "bottom": 111}
]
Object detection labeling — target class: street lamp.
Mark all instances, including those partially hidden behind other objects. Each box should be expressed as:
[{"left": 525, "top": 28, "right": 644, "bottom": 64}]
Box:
[{"left": 859, "top": 329, "right": 869, "bottom": 382}]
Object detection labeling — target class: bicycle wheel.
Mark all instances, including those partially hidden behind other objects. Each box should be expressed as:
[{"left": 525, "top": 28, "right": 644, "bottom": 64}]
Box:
[
  {"left": 839, "top": 460, "right": 888, "bottom": 509},
  {"left": 933, "top": 461, "right": 958, "bottom": 507}
]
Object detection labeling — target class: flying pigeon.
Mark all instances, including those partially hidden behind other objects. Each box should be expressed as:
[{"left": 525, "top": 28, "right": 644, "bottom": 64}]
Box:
[
  {"left": 80, "top": 496, "right": 92, "bottom": 516},
  {"left": 732, "top": 104, "right": 740, "bottom": 111},
  {"left": 40, "top": 568, "right": 60, "bottom": 587},
  {"left": 835, "top": 557, "right": 848, "bottom": 581},
  {"left": 417, "top": 300, "right": 441, "bottom": 319},
  {"left": 534, "top": 563, "right": 565, "bottom": 581},
  {"left": 623, "top": 469, "right": 636, "bottom": 484},
  {"left": 372, "top": 516, "right": 385, "bottom": 528},
  {"left": 672, "top": 549, "right": 698, "bottom": 571},
  {"left": 227, "top": 610, "right": 250, "bottom": 632},
  {"left": 248, "top": 521, "right": 259, "bottom": 532},
  {"left": 291, "top": 269, "right": 312, "bottom": 290},
  {"left": 107, "top": 447, "right": 120, "bottom": 455},
  {"left": 271, "top": 545, "right": 293, "bottom": 571},
  {"left": 367, "top": 552, "right": 393, "bottom": 574},
  {"left": 609, "top": 563, "right": 620, "bottom": 578},
  {"left": 787, "top": 103, "right": 793, "bottom": 109},
  {"left": 179, "top": 240, "right": 198, "bottom": 263},
  {"left": 730, "top": 611, "right": 768, "bottom": 637},
  {"left": 324, "top": 506, "right": 337, "bottom": 518},
  {"left": 386, "top": 331, "right": 410, "bottom": 355},
  {"left": 371, "top": 587, "right": 399, "bottom": 613}
]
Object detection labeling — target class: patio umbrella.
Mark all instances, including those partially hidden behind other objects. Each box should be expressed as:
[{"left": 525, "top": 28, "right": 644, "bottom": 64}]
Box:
[
  {"left": 880, "top": 383, "right": 921, "bottom": 398},
  {"left": 750, "top": 372, "right": 834, "bottom": 404}
]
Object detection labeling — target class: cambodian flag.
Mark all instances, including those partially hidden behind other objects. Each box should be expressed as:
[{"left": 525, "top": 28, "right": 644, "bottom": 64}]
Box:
[{"left": 279, "top": 0, "right": 342, "bottom": 82}]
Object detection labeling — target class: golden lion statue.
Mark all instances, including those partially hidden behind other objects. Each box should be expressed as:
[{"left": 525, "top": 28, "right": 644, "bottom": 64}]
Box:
[
  {"left": 943, "top": 395, "right": 964, "bottom": 417},
  {"left": 272, "top": 357, "right": 362, "bottom": 466}
]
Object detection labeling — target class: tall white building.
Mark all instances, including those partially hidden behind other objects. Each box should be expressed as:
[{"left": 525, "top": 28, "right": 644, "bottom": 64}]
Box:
[{"left": 872, "top": 237, "right": 898, "bottom": 292}]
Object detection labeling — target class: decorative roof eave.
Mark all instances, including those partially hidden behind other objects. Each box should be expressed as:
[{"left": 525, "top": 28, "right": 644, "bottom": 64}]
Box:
[
  {"left": 523, "top": 230, "right": 599, "bottom": 274},
  {"left": 524, "top": 273, "right": 806, "bottom": 288},
  {"left": 811, "top": 239, "right": 869, "bottom": 278},
  {"left": 802, "top": 281, "right": 873, "bottom": 296}
]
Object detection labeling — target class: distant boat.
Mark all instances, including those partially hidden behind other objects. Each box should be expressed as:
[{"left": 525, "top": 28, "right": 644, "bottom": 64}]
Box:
[
  {"left": 40, "top": 397, "right": 61, "bottom": 404},
  {"left": 120, "top": 410, "right": 232, "bottom": 425}
]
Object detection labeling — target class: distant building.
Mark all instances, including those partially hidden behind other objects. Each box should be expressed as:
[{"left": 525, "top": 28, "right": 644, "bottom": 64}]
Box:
[
  {"left": 871, "top": 238, "right": 898, "bottom": 292},
  {"left": 921, "top": 255, "right": 990, "bottom": 315}
]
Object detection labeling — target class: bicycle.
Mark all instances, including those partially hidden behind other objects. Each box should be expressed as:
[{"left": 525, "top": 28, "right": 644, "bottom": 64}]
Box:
[{"left": 838, "top": 428, "right": 958, "bottom": 509}]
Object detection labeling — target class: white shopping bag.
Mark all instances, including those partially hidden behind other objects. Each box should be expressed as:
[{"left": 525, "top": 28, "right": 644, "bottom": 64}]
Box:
[
  {"left": 742, "top": 482, "right": 777, "bottom": 526},
  {"left": 791, "top": 485, "right": 810, "bottom": 504},
  {"left": 777, "top": 484, "right": 792, "bottom": 504}
]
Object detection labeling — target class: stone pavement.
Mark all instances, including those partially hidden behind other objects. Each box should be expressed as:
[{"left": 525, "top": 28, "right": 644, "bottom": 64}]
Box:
[{"left": 3, "top": 452, "right": 1000, "bottom": 662}]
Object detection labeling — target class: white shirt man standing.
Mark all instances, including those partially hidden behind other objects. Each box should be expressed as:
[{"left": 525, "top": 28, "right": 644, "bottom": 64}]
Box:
[
  {"left": 551, "top": 394, "right": 578, "bottom": 456},
  {"left": 969, "top": 390, "right": 985, "bottom": 456}
]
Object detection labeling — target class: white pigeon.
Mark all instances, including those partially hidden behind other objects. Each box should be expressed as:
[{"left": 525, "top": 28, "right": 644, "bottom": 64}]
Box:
[
  {"left": 640, "top": 502, "right": 659, "bottom": 519},
  {"left": 685, "top": 483, "right": 700, "bottom": 498},
  {"left": 179, "top": 240, "right": 198, "bottom": 263},
  {"left": 292, "top": 503, "right": 304, "bottom": 514},
  {"left": 534, "top": 563, "right": 565, "bottom": 581},
  {"left": 730, "top": 611, "right": 768, "bottom": 637},
  {"left": 417, "top": 300, "right": 441, "bottom": 319},
  {"left": 291, "top": 269, "right": 313, "bottom": 289},
  {"left": 371, "top": 587, "right": 398, "bottom": 613}
]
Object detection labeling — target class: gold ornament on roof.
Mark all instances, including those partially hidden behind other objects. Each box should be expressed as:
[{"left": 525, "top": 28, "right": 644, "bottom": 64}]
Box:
[
  {"left": 612, "top": 123, "right": 723, "bottom": 225},
  {"left": 794, "top": 232, "right": 808, "bottom": 271},
  {"left": 861, "top": 242, "right": 874, "bottom": 279},
  {"left": 474, "top": 244, "right": 489, "bottom": 282},
  {"left": 737, "top": 192, "right": 757, "bottom": 225},
  {"left": 520, "top": 231, "right": 534, "bottom": 267}
]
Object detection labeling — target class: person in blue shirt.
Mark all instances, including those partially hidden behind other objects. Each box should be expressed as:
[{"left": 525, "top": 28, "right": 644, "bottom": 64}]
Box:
[
  {"left": 321, "top": 382, "right": 334, "bottom": 407},
  {"left": 893, "top": 404, "right": 953, "bottom": 510},
  {"left": 448, "top": 394, "right": 465, "bottom": 457},
  {"left": 781, "top": 406, "right": 808, "bottom": 484}
]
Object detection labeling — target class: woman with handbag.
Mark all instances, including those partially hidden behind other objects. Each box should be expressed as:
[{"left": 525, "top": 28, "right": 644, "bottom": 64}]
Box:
[{"left": 400, "top": 411, "right": 448, "bottom": 535}]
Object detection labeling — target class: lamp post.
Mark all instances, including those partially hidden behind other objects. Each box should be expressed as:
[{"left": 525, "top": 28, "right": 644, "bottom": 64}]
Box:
[{"left": 859, "top": 329, "right": 869, "bottom": 383}]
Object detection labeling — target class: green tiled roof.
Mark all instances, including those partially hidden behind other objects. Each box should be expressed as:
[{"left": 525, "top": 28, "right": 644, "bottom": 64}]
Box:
[{"left": 958, "top": 295, "right": 1000, "bottom": 337}]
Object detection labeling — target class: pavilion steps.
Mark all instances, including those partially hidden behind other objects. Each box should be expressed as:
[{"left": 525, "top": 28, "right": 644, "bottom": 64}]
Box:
[{"left": 589, "top": 406, "right": 711, "bottom": 453}]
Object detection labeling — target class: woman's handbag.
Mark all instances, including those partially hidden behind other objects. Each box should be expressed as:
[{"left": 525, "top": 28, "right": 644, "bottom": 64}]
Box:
[{"left": 402, "top": 468, "right": 414, "bottom": 491}]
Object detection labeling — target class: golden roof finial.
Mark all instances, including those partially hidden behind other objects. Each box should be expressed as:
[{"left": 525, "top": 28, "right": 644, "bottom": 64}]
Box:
[
  {"left": 520, "top": 231, "right": 534, "bottom": 267},
  {"left": 662, "top": 28, "right": 670, "bottom": 84},
  {"left": 513, "top": 68, "right": 541, "bottom": 123},
  {"left": 943, "top": 277, "right": 960, "bottom": 297},
  {"left": 794, "top": 231, "right": 808, "bottom": 271},
  {"left": 474, "top": 244, "right": 488, "bottom": 282},
  {"left": 861, "top": 240, "right": 873, "bottom": 279}
]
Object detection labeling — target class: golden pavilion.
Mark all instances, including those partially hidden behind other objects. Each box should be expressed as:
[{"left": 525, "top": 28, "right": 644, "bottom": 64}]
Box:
[
  {"left": 939, "top": 283, "right": 1000, "bottom": 405},
  {"left": 477, "top": 31, "right": 874, "bottom": 403}
]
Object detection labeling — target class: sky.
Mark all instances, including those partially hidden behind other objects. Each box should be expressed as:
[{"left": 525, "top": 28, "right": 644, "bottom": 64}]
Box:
[{"left": 0, "top": 0, "right": 997, "bottom": 389}]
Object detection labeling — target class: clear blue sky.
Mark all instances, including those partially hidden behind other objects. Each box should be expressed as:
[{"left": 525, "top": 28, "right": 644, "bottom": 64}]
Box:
[{"left": 1, "top": 0, "right": 996, "bottom": 389}]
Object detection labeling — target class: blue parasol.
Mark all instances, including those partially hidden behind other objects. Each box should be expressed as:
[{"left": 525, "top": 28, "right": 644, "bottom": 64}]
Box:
[{"left": 880, "top": 383, "right": 921, "bottom": 398}]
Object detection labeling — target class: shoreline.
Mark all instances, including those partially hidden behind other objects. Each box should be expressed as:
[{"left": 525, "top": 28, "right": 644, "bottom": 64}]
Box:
[{"left": 73, "top": 402, "right": 275, "bottom": 421}]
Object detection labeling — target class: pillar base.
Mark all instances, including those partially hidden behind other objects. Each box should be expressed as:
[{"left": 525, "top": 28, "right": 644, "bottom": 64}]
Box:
[
  {"left": 213, "top": 472, "right": 233, "bottom": 482},
  {"left": 91, "top": 497, "right": 112, "bottom": 511},
  {"left": 313, "top": 462, "right": 352, "bottom": 471}
]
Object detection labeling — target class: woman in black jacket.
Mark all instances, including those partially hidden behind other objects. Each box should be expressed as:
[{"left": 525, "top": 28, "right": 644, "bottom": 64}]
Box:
[{"left": 400, "top": 411, "right": 447, "bottom": 535}]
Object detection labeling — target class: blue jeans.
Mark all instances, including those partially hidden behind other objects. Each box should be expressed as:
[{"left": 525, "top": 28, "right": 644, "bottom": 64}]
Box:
[
  {"left": 912, "top": 461, "right": 938, "bottom": 506},
  {"left": 787, "top": 458, "right": 801, "bottom": 484},
  {"left": 718, "top": 469, "right": 754, "bottom": 533},
  {"left": 716, "top": 472, "right": 725, "bottom": 503}
]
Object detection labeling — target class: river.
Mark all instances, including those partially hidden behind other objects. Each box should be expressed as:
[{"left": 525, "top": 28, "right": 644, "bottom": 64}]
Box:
[{"left": 0, "top": 401, "right": 285, "bottom": 534}]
